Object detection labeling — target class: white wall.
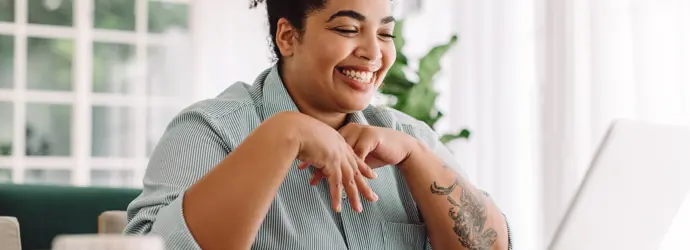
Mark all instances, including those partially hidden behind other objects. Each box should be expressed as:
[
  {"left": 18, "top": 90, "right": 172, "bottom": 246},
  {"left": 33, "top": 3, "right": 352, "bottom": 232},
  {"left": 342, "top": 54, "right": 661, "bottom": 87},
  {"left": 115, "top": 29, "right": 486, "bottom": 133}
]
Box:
[{"left": 192, "top": 0, "right": 273, "bottom": 100}]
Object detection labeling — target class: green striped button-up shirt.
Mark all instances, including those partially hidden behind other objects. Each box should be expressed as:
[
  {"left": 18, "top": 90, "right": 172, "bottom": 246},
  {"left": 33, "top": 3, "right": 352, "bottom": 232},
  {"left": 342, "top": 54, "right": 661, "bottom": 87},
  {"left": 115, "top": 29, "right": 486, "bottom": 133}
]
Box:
[{"left": 124, "top": 65, "right": 512, "bottom": 250}]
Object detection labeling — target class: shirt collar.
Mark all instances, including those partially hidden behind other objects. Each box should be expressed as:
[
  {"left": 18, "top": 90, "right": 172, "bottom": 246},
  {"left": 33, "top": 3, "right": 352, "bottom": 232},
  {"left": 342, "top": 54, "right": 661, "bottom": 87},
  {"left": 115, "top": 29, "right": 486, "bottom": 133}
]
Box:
[
  {"left": 253, "top": 64, "right": 370, "bottom": 126},
  {"left": 253, "top": 65, "right": 300, "bottom": 120}
]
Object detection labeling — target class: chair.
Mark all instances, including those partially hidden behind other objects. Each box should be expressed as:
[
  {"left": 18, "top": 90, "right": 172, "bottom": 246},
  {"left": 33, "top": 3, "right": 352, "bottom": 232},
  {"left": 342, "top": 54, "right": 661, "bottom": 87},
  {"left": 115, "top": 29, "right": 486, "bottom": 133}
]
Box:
[
  {"left": 98, "top": 211, "right": 129, "bottom": 234},
  {"left": 0, "top": 216, "right": 21, "bottom": 250}
]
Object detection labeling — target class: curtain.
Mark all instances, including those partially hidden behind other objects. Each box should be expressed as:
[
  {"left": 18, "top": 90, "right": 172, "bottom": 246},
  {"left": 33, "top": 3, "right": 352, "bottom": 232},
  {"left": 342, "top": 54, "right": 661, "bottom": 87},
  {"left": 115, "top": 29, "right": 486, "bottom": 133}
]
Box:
[
  {"left": 541, "top": 0, "right": 690, "bottom": 244},
  {"left": 441, "top": 0, "right": 690, "bottom": 249}
]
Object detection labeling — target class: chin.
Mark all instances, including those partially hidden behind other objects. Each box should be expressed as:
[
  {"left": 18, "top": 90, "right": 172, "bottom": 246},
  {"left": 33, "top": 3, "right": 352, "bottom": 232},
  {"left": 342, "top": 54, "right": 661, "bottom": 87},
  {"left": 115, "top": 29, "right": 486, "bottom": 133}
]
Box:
[{"left": 334, "top": 96, "right": 372, "bottom": 112}]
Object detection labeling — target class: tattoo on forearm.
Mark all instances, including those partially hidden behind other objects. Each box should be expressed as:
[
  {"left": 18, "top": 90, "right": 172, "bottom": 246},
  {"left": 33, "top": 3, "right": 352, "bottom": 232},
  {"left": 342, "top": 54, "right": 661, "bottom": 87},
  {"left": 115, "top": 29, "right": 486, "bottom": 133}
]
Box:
[{"left": 430, "top": 179, "right": 498, "bottom": 250}]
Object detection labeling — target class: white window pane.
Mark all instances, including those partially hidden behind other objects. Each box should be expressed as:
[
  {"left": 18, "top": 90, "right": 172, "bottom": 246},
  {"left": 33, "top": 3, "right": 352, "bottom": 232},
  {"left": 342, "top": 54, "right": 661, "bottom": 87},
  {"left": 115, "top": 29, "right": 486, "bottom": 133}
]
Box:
[
  {"left": 28, "top": 0, "right": 73, "bottom": 27},
  {"left": 0, "top": 35, "right": 13, "bottom": 89},
  {"left": 25, "top": 169, "right": 71, "bottom": 185},
  {"left": 92, "top": 106, "right": 136, "bottom": 157},
  {"left": 90, "top": 169, "right": 133, "bottom": 187},
  {"left": 0, "top": 0, "right": 14, "bottom": 22},
  {"left": 93, "top": 0, "right": 135, "bottom": 31},
  {"left": 26, "top": 103, "right": 72, "bottom": 156},
  {"left": 0, "top": 168, "right": 11, "bottom": 183},
  {"left": 27, "top": 37, "right": 74, "bottom": 91},
  {"left": 148, "top": 1, "right": 188, "bottom": 33},
  {"left": 0, "top": 102, "right": 12, "bottom": 156},
  {"left": 147, "top": 46, "right": 191, "bottom": 97},
  {"left": 93, "top": 42, "right": 136, "bottom": 94}
]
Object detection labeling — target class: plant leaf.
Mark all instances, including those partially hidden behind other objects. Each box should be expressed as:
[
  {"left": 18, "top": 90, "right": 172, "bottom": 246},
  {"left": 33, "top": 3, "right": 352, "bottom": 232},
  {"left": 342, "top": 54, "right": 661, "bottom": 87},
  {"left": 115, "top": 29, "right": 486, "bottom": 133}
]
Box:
[
  {"left": 394, "top": 83, "right": 437, "bottom": 123},
  {"left": 397, "top": 52, "right": 408, "bottom": 65},
  {"left": 439, "top": 129, "right": 471, "bottom": 144},
  {"left": 418, "top": 35, "right": 458, "bottom": 86},
  {"left": 382, "top": 62, "right": 414, "bottom": 96},
  {"left": 427, "top": 109, "right": 444, "bottom": 128}
]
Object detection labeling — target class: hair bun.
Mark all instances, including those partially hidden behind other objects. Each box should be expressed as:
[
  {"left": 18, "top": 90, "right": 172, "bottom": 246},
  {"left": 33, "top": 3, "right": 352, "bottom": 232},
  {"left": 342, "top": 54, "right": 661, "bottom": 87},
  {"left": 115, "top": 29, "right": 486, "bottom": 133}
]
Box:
[{"left": 249, "top": 0, "right": 266, "bottom": 8}]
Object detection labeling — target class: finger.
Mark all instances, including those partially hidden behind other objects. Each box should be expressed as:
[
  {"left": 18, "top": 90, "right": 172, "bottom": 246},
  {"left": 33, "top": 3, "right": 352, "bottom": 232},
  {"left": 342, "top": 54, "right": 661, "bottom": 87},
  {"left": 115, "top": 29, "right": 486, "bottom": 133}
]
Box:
[
  {"left": 365, "top": 155, "right": 388, "bottom": 169},
  {"left": 310, "top": 170, "right": 325, "bottom": 186},
  {"left": 297, "top": 162, "right": 310, "bottom": 170},
  {"left": 326, "top": 167, "right": 342, "bottom": 213},
  {"left": 353, "top": 135, "right": 378, "bottom": 160},
  {"left": 355, "top": 170, "right": 378, "bottom": 202},
  {"left": 341, "top": 160, "right": 363, "bottom": 213},
  {"left": 337, "top": 122, "right": 355, "bottom": 134},
  {"left": 356, "top": 156, "right": 378, "bottom": 180},
  {"left": 346, "top": 149, "right": 360, "bottom": 178},
  {"left": 339, "top": 123, "right": 360, "bottom": 147}
]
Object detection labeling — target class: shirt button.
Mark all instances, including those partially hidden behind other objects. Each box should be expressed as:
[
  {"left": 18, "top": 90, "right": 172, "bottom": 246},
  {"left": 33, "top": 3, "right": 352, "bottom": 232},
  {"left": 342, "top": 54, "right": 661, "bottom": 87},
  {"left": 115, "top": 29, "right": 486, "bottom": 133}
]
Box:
[{"left": 342, "top": 190, "right": 348, "bottom": 200}]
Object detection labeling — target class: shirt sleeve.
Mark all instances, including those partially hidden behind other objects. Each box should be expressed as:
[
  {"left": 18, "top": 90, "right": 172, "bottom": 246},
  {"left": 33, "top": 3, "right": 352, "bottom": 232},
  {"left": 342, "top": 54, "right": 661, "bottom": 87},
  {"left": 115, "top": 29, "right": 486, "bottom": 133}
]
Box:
[{"left": 123, "top": 108, "right": 229, "bottom": 250}]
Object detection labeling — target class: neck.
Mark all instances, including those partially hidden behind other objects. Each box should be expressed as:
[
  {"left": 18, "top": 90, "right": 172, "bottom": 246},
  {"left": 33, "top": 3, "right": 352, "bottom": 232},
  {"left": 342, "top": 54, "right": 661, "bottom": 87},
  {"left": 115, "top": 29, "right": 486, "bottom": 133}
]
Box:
[{"left": 279, "top": 63, "right": 347, "bottom": 129}]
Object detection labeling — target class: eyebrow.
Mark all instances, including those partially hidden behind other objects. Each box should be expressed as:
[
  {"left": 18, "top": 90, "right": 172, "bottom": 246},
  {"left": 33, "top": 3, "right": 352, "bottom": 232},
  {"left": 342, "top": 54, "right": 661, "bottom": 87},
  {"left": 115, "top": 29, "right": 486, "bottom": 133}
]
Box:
[{"left": 327, "top": 10, "right": 396, "bottom": 24}]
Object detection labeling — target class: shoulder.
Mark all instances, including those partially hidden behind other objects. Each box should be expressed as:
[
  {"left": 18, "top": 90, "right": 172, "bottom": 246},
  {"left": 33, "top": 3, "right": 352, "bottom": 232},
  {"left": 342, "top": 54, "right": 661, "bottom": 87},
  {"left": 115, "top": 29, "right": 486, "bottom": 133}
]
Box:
[
  {"left": 164, "top": 82, "right": 263, "bottom": 148},
  {"left": 181, "top": 82, "right": 257, "bottom": 119}
]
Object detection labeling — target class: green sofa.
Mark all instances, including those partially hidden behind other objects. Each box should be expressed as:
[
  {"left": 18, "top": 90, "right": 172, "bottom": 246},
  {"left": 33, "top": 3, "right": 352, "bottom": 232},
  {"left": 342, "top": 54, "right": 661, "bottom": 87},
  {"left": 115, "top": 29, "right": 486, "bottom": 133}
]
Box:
[{"left": 0, "top": 184, "right": 141, "bottom": 250}]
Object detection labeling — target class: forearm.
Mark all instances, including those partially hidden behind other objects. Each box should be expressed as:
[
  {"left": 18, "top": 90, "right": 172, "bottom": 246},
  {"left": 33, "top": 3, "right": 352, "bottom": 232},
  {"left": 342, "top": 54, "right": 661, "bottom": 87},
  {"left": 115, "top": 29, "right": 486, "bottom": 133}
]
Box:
[
  {"left": 400, "top": 141, "right": 509, "bottom": 250},
  {"left": 183, "top": 113, "right": 300, "bottom": 250}
]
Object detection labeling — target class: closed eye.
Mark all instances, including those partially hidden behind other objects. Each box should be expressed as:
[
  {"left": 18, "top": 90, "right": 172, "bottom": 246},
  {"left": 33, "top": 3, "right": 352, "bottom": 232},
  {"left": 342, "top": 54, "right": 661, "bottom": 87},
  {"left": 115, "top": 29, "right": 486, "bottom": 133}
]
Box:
[
  {"left": 379, "top": 33, "right": 396, "bottom": 41},
  {"left": 333, "top": 28, "right": 358, "bottom": 34}
]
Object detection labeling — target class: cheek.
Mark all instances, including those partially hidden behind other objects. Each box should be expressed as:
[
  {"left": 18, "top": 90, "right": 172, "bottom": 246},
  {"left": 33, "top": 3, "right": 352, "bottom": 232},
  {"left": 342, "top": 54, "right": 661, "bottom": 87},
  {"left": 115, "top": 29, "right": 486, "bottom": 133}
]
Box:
[
  {"left": 381, "top": 43, "right": 396, "bottom": 68},
  {"left": 320, "top": 41, "right": 352, "bottom": 67},
  {"left": 305, "top": 34, "right": 350, "bottom": 67}
]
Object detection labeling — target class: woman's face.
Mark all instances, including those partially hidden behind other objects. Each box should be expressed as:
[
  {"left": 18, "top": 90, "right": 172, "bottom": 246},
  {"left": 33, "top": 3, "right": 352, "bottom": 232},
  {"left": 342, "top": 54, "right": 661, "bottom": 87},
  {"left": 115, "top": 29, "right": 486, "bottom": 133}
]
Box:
[{"left": 284, "top": 0, "right": 396, "bottom": 112}]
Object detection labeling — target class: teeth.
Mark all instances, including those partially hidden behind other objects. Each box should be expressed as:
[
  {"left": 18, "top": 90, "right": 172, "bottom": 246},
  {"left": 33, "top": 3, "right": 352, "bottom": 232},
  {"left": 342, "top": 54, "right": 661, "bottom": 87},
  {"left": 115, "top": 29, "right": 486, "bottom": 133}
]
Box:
[{"left": 341, "top": 69, "right": 374, "bottom": 83}]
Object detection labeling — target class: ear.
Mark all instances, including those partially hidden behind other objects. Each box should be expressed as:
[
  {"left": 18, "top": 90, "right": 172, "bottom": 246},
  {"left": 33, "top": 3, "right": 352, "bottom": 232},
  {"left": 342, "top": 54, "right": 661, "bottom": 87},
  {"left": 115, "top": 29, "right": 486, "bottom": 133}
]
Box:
[{"left": 275, "top": 18, "right": 299, "bottom": 58}]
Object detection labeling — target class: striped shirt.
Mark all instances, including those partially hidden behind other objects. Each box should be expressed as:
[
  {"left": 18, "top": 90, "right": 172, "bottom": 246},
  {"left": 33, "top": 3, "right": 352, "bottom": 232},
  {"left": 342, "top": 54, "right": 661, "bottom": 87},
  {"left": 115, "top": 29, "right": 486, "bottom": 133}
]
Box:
[{"left": 124, "top": 65, "right": 513, "bottom": 250}]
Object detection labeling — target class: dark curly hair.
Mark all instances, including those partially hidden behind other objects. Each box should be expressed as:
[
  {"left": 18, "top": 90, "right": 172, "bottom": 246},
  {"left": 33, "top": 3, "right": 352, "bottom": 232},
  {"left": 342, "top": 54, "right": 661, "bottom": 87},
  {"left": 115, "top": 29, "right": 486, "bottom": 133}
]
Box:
[{"left": 250, "top": 0, "right": 329, "bottom": 62}]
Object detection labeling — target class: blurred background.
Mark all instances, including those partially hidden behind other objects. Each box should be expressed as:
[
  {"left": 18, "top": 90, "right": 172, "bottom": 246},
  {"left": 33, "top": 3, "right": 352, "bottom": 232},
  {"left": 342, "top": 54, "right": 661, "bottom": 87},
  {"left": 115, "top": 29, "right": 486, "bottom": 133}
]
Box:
[{"left": 0, "top": 0, "right": 689, "bottom": 249}]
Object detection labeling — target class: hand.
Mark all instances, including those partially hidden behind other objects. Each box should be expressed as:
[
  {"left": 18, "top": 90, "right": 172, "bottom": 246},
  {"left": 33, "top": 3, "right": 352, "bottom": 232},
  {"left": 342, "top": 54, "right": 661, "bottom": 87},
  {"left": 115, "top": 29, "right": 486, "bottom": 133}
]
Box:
[
  {"left": 309, "top": 123, "right": 420, "bottom": 182},
  {"left": 339, "top": 123, "right": 420, "bottom": 167},
  {"left": 282, "top": 112, "right": 379, "bottom": 213}
]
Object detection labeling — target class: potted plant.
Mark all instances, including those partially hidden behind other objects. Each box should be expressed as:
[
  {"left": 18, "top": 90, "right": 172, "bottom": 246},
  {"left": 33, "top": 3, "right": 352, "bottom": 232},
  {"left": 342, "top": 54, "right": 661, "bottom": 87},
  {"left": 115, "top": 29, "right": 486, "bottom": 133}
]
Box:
[{"left": 381, "top": 20, "right": 470, "bottom": 144}]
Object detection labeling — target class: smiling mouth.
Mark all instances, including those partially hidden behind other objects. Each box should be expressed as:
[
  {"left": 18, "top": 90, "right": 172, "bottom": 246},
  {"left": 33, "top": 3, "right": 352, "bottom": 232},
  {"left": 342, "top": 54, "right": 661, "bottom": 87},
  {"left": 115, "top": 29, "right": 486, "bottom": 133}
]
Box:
[{"left": 336, "top": 67, "right": 377, "bottom": 84}]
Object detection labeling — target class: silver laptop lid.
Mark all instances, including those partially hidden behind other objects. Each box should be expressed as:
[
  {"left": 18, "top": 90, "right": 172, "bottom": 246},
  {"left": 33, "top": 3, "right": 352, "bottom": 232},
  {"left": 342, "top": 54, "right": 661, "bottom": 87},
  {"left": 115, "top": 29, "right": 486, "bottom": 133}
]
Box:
[{"left": 549, "top": 120, "right": 690, "bottom": 250}]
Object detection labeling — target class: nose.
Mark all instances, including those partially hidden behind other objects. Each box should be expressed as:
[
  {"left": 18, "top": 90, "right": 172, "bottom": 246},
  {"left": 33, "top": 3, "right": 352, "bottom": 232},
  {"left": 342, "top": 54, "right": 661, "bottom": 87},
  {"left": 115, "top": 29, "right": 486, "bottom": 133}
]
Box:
[{"left": 354, "top": 34, "right": 383, "bottom": 62}]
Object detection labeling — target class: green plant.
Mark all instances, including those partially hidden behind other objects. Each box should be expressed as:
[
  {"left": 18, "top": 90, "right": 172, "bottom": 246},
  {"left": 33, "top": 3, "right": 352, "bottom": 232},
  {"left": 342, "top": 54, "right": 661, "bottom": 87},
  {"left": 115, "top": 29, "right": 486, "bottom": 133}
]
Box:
[{"left": 381, "top": 20, "right": 470, "bottom": 144}]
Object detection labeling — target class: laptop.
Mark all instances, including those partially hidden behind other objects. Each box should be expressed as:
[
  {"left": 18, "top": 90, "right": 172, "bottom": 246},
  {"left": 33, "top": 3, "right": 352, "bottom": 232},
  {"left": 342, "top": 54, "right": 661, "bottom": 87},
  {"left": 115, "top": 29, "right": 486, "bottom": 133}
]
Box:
[{"left": 548, "top": 120, "right": 690, "bottom": 250}]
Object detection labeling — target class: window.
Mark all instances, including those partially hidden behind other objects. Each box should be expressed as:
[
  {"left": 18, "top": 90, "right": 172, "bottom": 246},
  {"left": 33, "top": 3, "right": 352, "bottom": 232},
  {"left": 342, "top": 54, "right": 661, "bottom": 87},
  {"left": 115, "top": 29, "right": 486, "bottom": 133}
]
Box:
[{"left": 0, "top": 0, "right": 193, "bottom": 187}]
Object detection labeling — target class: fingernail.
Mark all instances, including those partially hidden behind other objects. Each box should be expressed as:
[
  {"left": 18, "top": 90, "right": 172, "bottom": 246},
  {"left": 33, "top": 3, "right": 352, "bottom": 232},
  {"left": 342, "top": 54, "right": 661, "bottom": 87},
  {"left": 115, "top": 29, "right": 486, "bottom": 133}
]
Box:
[
  {"left": 373, "top": 193, "right": 379, "bottom": 201},
  {"left": 358, "top": 202, "right": 363, "bottom": 213},
  {"left": 336, "top": 205, "right": 341, "bottom": 213},
  {"left": 373, "top": 171, "right": 378, "bottom": 178}
]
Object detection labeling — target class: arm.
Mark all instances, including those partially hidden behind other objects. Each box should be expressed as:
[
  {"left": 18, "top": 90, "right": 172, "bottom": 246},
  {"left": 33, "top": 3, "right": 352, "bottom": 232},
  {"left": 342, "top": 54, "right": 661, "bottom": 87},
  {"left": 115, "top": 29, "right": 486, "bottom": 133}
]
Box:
[
  {"left": 400, "top": 141, "right": 510, "bottom": 250},
  {"left": 124, "top": 111, "right": 300, "bottom": 250},
  {"left": 184, "top": 112, "right": 300, "bottom": 250}
]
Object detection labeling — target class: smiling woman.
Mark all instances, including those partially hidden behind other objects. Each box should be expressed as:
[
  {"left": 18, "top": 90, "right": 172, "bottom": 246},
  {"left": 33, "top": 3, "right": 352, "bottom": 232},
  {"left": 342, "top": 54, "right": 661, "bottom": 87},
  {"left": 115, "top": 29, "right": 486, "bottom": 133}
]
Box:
[
  {"left": 248, "top": 0, "right": 398, "bottom": 125},
  {"left": 123, "top": 0, "right": 511, "bottom": 250}
]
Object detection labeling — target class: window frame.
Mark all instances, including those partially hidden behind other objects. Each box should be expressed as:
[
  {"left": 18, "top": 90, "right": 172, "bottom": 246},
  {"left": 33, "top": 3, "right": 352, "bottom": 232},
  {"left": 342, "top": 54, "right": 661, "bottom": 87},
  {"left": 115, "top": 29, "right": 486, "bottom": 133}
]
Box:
[{"left": 0, "top": 0, "right": 193, "bottom": 187}]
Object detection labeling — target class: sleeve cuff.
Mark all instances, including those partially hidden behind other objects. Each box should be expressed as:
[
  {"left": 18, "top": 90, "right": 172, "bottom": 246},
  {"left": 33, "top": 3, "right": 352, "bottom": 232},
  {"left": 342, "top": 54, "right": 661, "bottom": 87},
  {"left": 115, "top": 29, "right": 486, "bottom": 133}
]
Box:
[{"left": 150, "top": 192, "right": 202, "bottom": 250}]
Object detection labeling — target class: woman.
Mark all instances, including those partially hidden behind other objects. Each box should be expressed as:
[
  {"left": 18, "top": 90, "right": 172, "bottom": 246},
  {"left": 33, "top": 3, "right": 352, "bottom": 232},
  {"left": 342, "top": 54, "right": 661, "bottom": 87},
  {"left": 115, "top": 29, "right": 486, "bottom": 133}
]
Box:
[{"left": 124, "top": 0, "right": 512, "bottom": 249}]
